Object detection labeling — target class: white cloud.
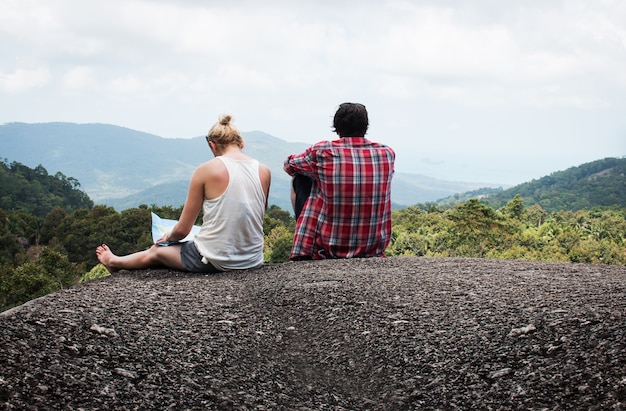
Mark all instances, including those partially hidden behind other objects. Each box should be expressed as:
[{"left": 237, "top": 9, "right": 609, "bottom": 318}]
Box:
[
  {"left": 109, "top": 75, "right": 147, "bottom": 94},
  {"left": 357, "top": 1, "right": 626, "bottom": 110},
  {"left": 215, "top": 64, "right": 274, "bottom": 89},
  {"left": 0, "top": 67, "right": 51, "bottom": 93},
  {"left": 378, "top": 75, "right": 418, "bottom": 100},
  {"left": 62, "top": 67, "right": 97, "bottom": 91}
]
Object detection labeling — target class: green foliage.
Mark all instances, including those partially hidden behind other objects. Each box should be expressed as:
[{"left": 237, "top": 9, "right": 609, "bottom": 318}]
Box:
[
  {"left": 261, "top": 205, "right": 295, "bottom": 264},
  {"left": 264, "top": 225, "right": 294, "bottom": 263},
  {"left": 264, "top": 205, "right": 295, "bottom": 235},
  {"left": 523, "top": 204, "right": 549, "bottom": 228},
  {"left": 81, "top": 264, "right": 110, "bottom": 283},
  {"left": 0, "top": 209, "right": 25, "bottom": 266},
  {"left": 0, "top": 160, "right": 93, "bottom": 218},
  {"left": 0, "top": 247, "right": 85, "bottom": 312},
  {"left": 501, "top": 194, "right": 524, "bottom": 220},
  {"left": 390, "top": 199, "right": 519, "bottom": 259},
  {"left": 446, "top": 199, "right": 514, "bottom": 257},
  {"left": 388, "top": 205, "right": 452, "bottom": 257},
  {"left": 36, "top": 247, "right": 86, "bottom": 289},
  {"left": 0, "top": 263, "right": 58, "bottom": 311},
  {"left": 38, "top": 205, "right": 157, "bottom": 268},
  {"left": 389, "top": 196, "right": 626, "bottom": 265}
]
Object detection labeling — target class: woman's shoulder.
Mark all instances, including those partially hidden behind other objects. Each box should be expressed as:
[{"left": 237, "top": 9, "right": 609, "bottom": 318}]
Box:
[
  {"left": 193, "top": 157, "right": 228, "bottom": 178},
  {"left": 201, "top": 156, "right": 230, "bottom": 166}
]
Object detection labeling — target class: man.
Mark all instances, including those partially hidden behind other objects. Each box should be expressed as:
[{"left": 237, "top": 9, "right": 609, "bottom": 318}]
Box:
[{"left": 283, "top": 102, "right": 395, "bottom": 260}]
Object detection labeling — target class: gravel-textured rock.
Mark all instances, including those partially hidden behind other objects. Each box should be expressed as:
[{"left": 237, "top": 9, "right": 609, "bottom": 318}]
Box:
[{"left": 1, "top": 257, "right": 625, "bottom": 410}]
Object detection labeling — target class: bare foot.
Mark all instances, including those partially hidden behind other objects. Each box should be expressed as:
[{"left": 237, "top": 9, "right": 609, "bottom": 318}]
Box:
[{"left": 96, "top": 244, "right": 119, "bottom": 273}]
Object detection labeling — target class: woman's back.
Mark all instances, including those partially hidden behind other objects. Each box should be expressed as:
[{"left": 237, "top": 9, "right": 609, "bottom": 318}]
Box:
[{"left": 193, "top": 156, "right": 266, "bottom": 270}]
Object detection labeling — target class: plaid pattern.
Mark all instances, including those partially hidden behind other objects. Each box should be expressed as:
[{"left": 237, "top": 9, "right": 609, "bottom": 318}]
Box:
[{"left": 284, "top": 137, "right": 395, "bottom": 260}]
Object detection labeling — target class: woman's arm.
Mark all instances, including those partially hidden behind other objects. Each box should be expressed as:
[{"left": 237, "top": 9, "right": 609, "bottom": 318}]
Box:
[{"left": 164, "top": 166, "right": 205, "bottom": 242}]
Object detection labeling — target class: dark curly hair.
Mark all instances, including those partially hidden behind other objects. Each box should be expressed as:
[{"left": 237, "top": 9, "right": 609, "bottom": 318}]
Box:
[{"left": 332, "top": 103, "right": 369, "bottom": 137}]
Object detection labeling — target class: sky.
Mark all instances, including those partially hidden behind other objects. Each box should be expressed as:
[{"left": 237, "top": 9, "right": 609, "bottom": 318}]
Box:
[{"left": 1, "top": 0, "right": 625, "bottom": 186}]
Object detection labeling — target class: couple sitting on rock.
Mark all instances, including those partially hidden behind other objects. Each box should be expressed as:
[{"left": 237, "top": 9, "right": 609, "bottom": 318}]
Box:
[{"left": 96, "top": 103, "right": 395, "bottom": 274}]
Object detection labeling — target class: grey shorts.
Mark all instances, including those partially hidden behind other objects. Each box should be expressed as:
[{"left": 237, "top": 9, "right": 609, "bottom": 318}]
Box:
[{"left": 180, "top": 241, "right": 219, "bottom": 273}]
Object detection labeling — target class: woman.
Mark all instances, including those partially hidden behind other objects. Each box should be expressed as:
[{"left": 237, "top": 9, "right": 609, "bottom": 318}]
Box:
[{"left": 96, "top": 114, "right": 271, "bottom": 273}]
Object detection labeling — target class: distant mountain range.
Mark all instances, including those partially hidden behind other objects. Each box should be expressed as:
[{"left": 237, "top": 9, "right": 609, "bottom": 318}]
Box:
[{"left": 1, "top": 122, "right": 501, "bottom": 211}]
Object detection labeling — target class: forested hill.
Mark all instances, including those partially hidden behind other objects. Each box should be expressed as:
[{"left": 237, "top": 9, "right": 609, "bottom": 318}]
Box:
[
  {"left": 0, "top": 160, "right": 93, "bottom": 218},
  {"left": 483, "top": 157, "right": 626, "bottom": 212}
]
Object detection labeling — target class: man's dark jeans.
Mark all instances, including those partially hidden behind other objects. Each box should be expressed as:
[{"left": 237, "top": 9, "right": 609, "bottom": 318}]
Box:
[{"left": 292, "top": 174, "right": 313, "bottom": 219}]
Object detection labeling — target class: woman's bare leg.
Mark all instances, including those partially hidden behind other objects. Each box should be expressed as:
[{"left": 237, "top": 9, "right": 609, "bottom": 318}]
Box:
[{"left": 96, "top": 244, "right": 185, "bottom": 273}]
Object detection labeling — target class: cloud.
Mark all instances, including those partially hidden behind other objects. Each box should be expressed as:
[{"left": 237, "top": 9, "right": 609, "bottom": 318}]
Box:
[
  {"left": 0, "top": 67, "right": 51, "bottom": 93},
  {"left": 5, "top": 1, "right": 623, "bottom": 109},
  {"left": 362, "top": 1, "right": 626, "bottom": 109},
  {"left": 215, "top": 64, "right": 274, "bottom": 89},
  {"left": 1, "top": 0, "right": 625, "bottom": 184},
  {"left": 108, "top": 75, "right": 149, "bottom": 94},
  {"left": 62, "top": 67, "right": 97, "bottom": 91}
]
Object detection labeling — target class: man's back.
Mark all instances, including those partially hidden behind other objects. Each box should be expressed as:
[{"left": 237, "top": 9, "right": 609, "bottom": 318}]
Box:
[{"left": 284, "top": 136, "right": 395, "bottom": 259}]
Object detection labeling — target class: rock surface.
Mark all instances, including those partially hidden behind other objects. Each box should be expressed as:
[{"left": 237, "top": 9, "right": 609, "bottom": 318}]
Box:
[{"left": 1, "top": 257, "right": 625, "bottom": 410}]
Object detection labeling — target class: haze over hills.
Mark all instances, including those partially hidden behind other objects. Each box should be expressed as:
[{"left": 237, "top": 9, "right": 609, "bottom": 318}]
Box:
[{"left": 1, "top": 122, "right": 500, "bottom": 211}]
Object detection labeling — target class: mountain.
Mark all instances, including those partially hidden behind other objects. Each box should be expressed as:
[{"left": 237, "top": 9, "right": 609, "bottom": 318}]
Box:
[
  {"left": 0, "top": 122, "right": 306, "bottom": 211},
  {"left": 1, "top": 122, "right": 501, "bottom": 211},
  {"left": 480, "top": 157, "right": 626, "bottom": 212}
]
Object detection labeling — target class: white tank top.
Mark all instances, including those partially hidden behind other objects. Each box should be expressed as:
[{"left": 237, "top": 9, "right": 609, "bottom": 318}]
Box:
[{"left": 193, "top": 156, "right": 266, "bottom": 270}]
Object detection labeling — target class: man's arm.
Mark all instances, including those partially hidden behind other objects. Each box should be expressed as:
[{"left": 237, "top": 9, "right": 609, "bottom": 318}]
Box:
[{"left": 283, "top": 145, "right": 318, "bottom": 177}]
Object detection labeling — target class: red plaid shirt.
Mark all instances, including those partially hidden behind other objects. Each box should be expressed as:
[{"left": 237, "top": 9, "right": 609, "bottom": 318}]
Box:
[{"left": 284, "top": 137, "right": 395, "bottom": 260}]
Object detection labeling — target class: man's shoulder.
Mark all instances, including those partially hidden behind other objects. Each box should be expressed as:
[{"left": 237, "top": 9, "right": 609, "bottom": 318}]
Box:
[
  {"left": 310, "top": 139, "right": 334, "bottom": 148},
  {"left": 307, "top": 138, "right": 394, "bottom": 154},
  {"left": 337, "top": 137, "right": 395, "bottom": 152},
  {"left": 365, "top": 139, "right": 395, "bottom": 155}
]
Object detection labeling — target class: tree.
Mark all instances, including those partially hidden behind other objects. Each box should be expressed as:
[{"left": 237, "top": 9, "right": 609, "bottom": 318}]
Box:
[
  {"left": 0, "top": 263, "right": 57, "bottom": 311},
  {"left": 263, "top": 205, "right": 295, "bottom": 235},
  {"left": 501, "top": 194, "right": 524, "bottom": 220},
  {"left": 36, "top": 247, "right": 85, "bottom": 289},
  {"left": 0, "top": 160, "right": 93, "bottom": 217},
  {"left": 264, "top": 226, "right": 293, "bottom": 263},
  {"left": 0, "top": 247, "right": 85, "bottom": 311},
  {"left": 446, "top": 199, "right": 515, "bottom": 257},
  {"left": 0, "top": 210, "right": 23, "bottom": 266},
  {"left": 40, "top": 206, "right": 68, "bottom": 244},
  {"left": 523, "top": 204, "right": 548, "bottom": 228}
]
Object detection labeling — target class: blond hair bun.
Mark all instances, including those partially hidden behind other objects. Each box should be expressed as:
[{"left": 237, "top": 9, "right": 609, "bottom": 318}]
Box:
[
  {"left": 207, "top": 114, "right": 243, "bottom": 149},
  {"left": 219, "top": 114, "right": 232, "bottom": 126}
]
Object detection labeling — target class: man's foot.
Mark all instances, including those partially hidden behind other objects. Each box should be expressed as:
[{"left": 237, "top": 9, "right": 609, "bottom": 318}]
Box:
[{"left": 96, "top": 244, "right": 119, "bottom": 273}]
